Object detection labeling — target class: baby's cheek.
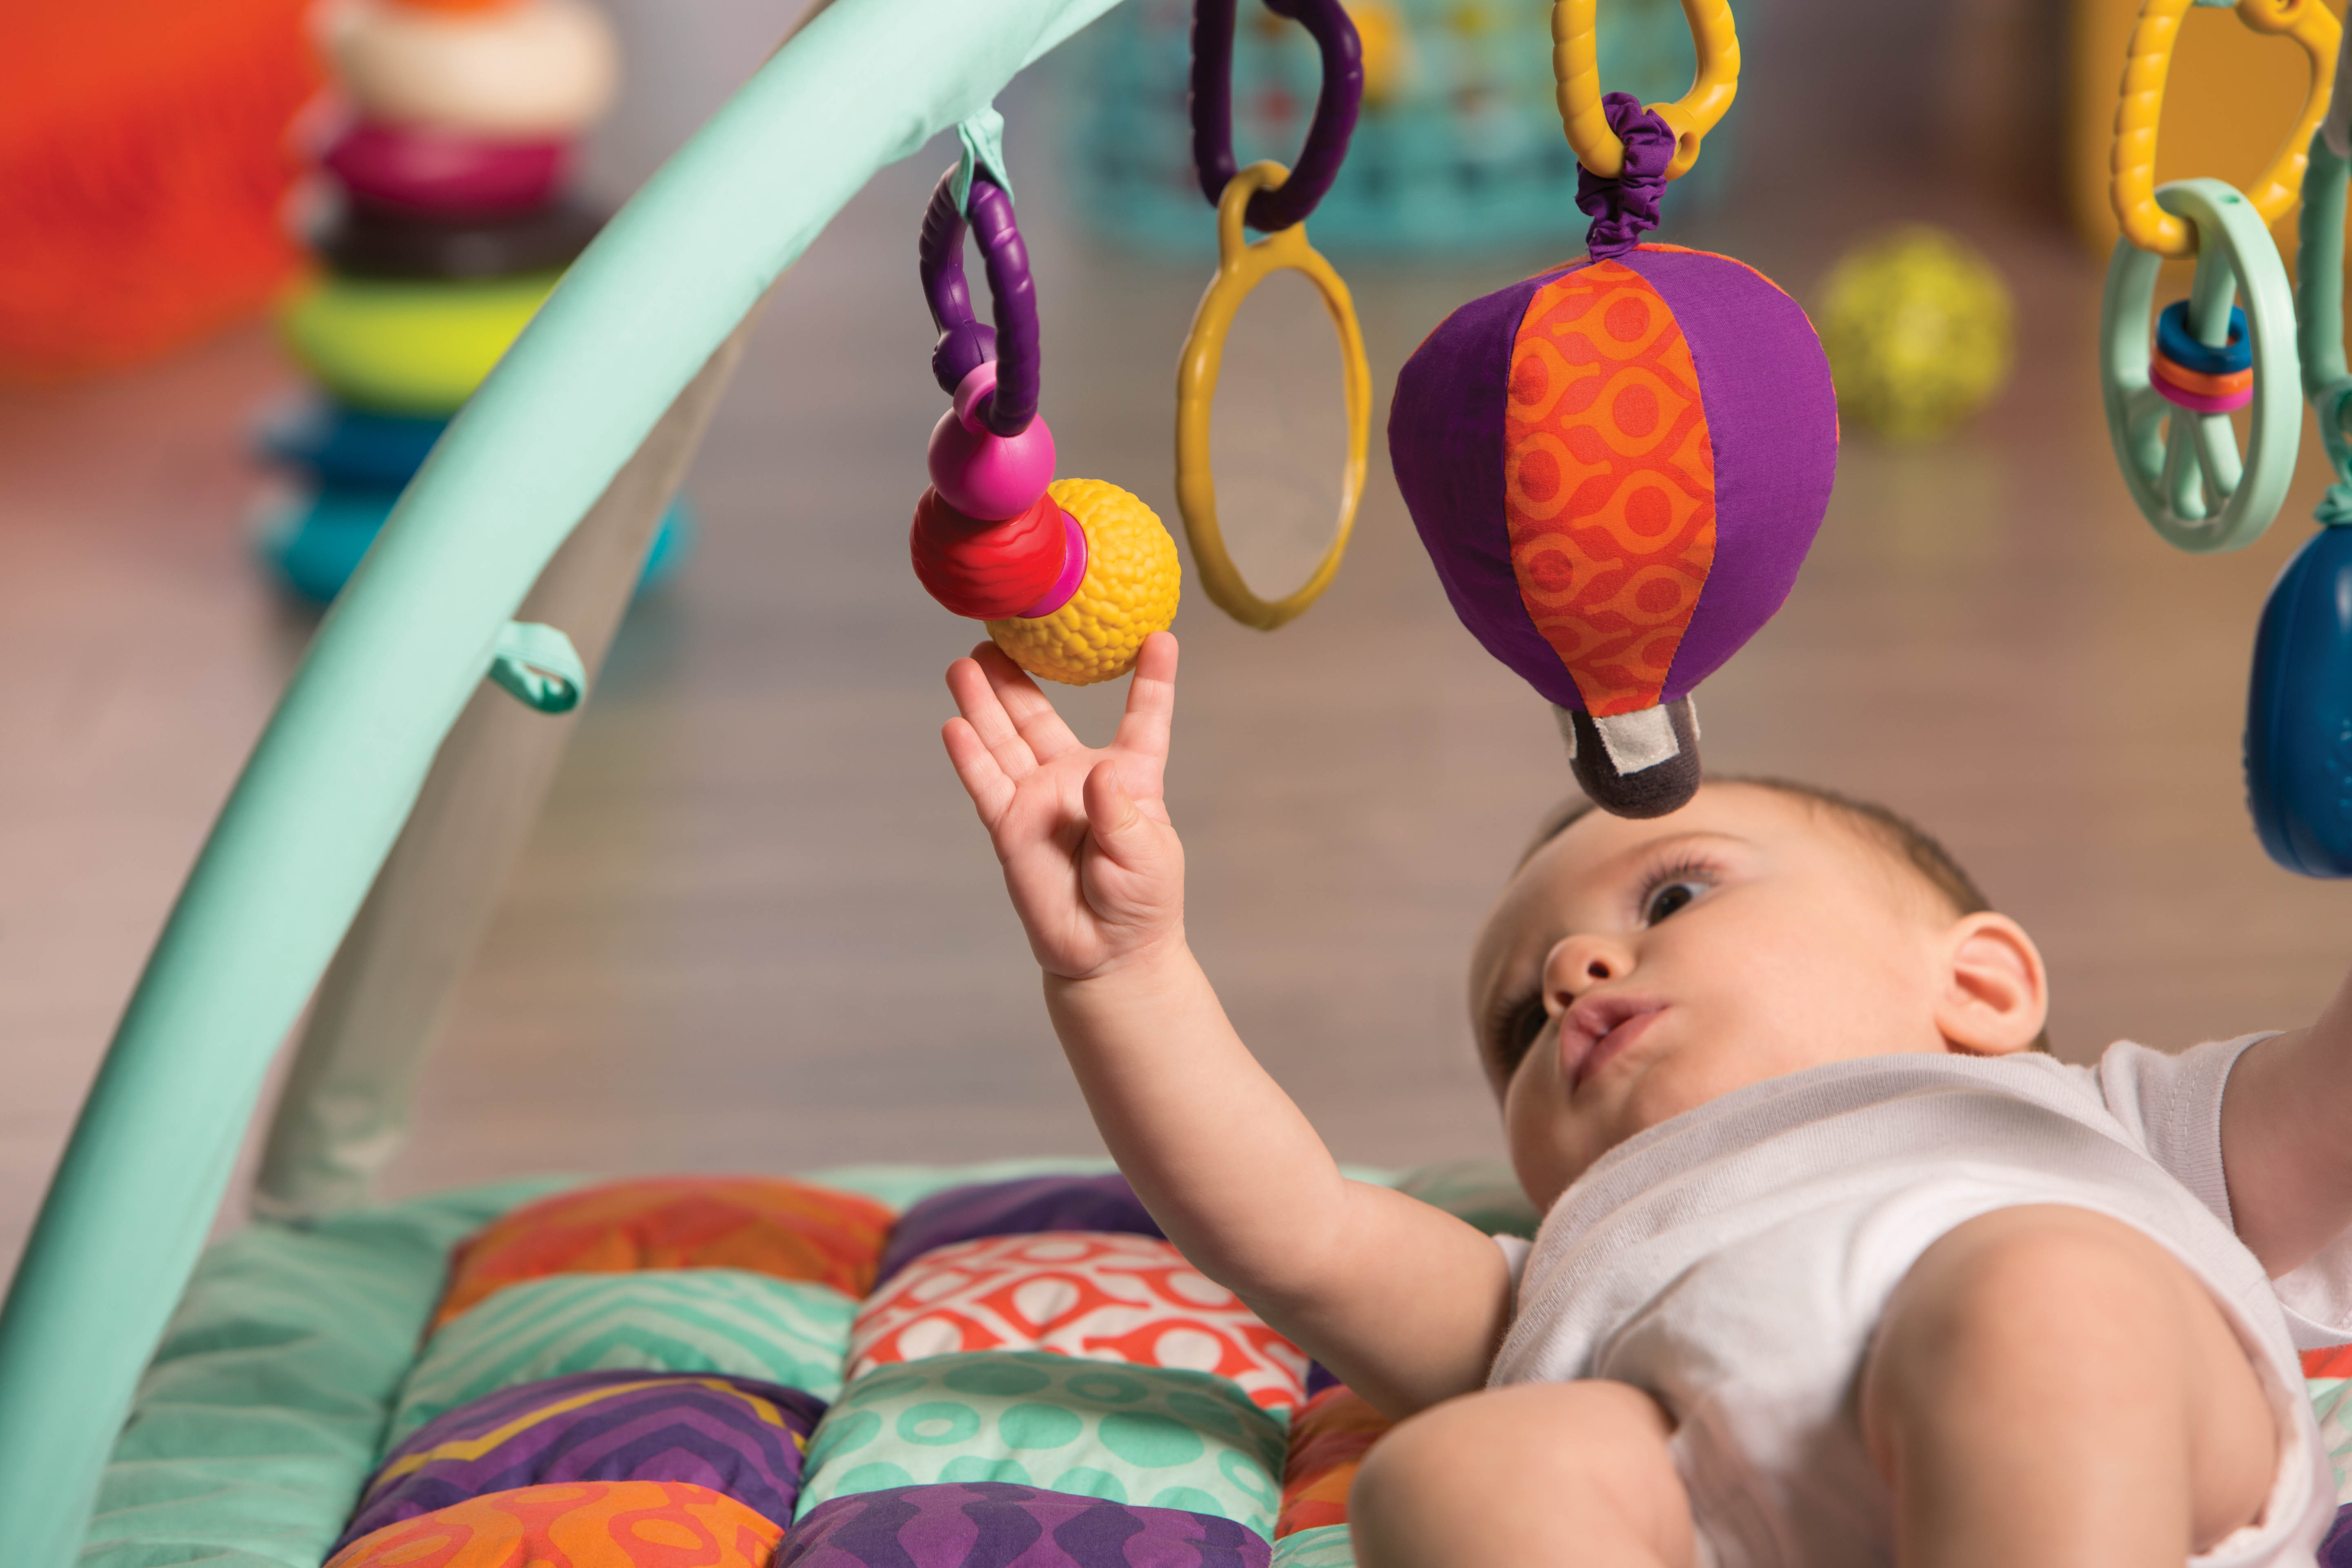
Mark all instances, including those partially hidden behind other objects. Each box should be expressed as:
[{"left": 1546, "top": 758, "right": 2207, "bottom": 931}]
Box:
[
  {"left": 1621, "top": 1043, "right": 1764, "bottom": 1135},
  {"left": 1503, "top": 1069, "right": 1584, "bottom": 1207}
]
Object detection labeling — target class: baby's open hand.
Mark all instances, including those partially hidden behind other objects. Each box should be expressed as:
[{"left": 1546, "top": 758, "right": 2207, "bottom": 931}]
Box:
[{"left": 943, "top": 633, "right": 1183, "bottom": 980}]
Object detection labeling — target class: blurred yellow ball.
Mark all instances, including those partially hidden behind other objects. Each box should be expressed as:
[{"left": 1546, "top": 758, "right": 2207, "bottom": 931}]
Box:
[
  {"left": 987, "top": 477, "right": 1181, "bottom": 686},
  {"left": 1817, "top": 226, "right": 2013, "bottom": 442}
]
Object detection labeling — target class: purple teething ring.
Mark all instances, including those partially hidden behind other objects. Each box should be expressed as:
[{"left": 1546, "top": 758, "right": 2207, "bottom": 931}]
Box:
[
  {"left": 918, "top": 169, "right": 1039, "bottom": 437},
  {"left": 1191, "top": 0, "right": 1363, "bottom": 233}
]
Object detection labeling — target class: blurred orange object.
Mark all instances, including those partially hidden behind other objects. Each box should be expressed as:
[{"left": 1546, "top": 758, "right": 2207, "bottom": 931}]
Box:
[{"left": 0, "top": 0, "right": 320, "bottom": 381}]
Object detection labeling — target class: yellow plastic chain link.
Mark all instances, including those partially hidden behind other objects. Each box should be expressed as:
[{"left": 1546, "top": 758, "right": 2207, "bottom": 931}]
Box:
[
  {"left": 1174, "top": 162, "right": 1372, "bottom": 630},
  {"left": 1552, "top": 0, "right": 1740, "bottom": 180},
  {"left": 2111, "top": 0, "right": 2340, "bottom": 259}
]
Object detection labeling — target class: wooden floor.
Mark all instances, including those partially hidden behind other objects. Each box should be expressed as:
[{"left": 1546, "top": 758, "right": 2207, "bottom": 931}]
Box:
[{"left": 5, "top": 48, "right": 2347, "bottom": 1283}]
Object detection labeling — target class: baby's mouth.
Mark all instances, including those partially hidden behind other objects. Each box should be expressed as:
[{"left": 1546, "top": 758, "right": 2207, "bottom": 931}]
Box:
[{"left": 1562, "top": 996, "right": 1668, "bottom": 1093}]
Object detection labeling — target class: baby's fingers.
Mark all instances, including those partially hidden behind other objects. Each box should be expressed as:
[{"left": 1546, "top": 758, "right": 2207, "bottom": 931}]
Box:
[
  {"left": 972, "top": 643, "right": 1082, "bottom": 763},
  {"left": 942, "top": 716, "right": 1017, "bottom": 831},
  {"left": 1083, "top": 757, "right": 1175, "bottom": 878},
  {"left": 1109, "top": 633, "right": 1178, "bottom": 787},
  {"left": 946, "top": 653, "right": 1039, "bottom": 782}
]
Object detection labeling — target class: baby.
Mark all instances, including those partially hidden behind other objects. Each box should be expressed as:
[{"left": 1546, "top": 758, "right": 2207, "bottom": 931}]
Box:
[{"left": 941, "top": 632, "right": 2352, "bottom": 1568}]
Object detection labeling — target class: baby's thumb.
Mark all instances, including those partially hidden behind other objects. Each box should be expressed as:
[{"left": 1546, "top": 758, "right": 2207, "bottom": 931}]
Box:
[{"left": 1082, "top": 759, "right": 1160, "bottom": 869}]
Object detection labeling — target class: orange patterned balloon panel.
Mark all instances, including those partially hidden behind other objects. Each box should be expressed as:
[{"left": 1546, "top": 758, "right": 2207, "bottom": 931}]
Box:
[
  {"left": 324, "top": 1480, "right": 784, "bottom": 1568},
  {"left": 435, "top": 1177, "right": 895, "bottom": 1330},
  {"left": 1503, "top": 262, "right": 1717, "bottom": 718},
  {"left": 1275, "top": 1385, "right": 1395, "bottom": 1538}
]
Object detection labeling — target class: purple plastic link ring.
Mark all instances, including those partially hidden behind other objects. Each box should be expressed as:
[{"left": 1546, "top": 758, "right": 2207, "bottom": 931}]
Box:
[
  {"left": 918, "top": 168, "right": 1040, "bottom": 437},
  {"left": 1191, "top": 0, "right": 1364, "bottom": 233}
]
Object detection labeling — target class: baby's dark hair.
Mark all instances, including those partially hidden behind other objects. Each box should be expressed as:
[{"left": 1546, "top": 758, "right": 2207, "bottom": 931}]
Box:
[{"left": 1520, "top": 777, "right": 2050, "bottom": 1053}]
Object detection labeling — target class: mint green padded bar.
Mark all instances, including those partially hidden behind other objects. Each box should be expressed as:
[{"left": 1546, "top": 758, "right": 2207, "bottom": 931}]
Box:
[{"left": 0, "top": 1, "right": 1120, "bottom": 1558}]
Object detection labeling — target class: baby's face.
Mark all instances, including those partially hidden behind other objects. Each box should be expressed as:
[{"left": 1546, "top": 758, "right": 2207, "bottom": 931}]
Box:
[{"left": 1469, "top": 783, "right": 2002, "bottom": 1209}]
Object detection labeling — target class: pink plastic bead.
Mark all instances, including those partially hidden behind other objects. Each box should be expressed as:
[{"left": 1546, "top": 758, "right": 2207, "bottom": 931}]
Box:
[
  {"left": 927, "top": 362, "right": 1056, "bottom": 521},
  {"left": 1018, "top": 507, "right": 1089, "bottom": 619}
]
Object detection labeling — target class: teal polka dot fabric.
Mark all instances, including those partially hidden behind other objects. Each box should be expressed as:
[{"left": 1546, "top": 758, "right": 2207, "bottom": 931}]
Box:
[
  {"left": 794, "top": 1350, "right": 1289, "bottom": 1536},
  {"left": 388, "top": 1267, "right": 856, "bottom": 1446}
]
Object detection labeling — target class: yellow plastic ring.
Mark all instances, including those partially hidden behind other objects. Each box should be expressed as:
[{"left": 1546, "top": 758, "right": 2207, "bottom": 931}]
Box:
[
  {"left": 1174, "top": 162, "right": 1372, "bottom": 631},
  {"left": 1552, "top": 0, "right": 1740, "bottom": 181},
  {"left": 2110, "top": 0, "right": 2340, "bottom": 259}
]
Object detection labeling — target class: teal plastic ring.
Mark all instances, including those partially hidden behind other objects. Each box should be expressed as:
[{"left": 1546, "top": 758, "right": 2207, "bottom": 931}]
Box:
[{"left": 2100, "top": 177, "right": 2300, "bottom": 553}]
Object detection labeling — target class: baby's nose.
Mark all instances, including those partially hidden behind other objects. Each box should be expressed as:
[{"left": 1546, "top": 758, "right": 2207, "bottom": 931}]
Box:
[{"left": 1546, "top": 933, "right": 1635, "bottom": 1000}]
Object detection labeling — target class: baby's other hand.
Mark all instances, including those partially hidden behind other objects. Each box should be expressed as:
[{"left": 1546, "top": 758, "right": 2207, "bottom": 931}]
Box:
[{"left": 943, "top": 632, "right": 1183, "bottom": 980}]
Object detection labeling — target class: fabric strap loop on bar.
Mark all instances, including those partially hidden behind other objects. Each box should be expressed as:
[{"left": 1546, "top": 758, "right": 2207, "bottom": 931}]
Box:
[{"left": 488, "top": 621, "right": 587, "bottom": 713}]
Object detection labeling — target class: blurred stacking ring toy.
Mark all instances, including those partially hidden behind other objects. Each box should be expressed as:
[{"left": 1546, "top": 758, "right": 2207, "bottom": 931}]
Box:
[
  {"left": 1388, "top": 0, "right": 1838, "bottom": 818},
  {"left": 2250, "top": 44, "right": 2352, "bottom": 875},
  {"left": 909, "top": 124, "right": 1180, "bottom": 685},
  {"left": 1175, "top": 0, "right": 1372, "bottom": 630},
  {"left": 257, "top": 0, "right": 682, "bottom": 603},
  {"left": 2097, "top": 0, "right": 2336, "bottom": 553}
]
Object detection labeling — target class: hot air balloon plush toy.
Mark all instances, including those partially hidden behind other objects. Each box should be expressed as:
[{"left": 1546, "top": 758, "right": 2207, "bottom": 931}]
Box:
[{"left": 1390, "top": 0, "right": 1838, "bottom": 817}]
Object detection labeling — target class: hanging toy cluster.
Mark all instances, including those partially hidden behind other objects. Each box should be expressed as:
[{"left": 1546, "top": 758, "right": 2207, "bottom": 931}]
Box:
[
  {"left": 910, "top": 2, "right": 1373, "bottom": 682},
  {"left": 2096, "top": 0, "right": 2333, "bottom": 555},
  {"left": 1173, "top": 0, "right": 1373, "bottom": 630},
  {"left": 909, "top": 146, "right": 1181, "bottom": 686},
  {"left": 1388, "top": 0, "right": 1838, "bottom": 818},
  {"left": 2093, "top": 0, "right": 2351, "bottom": 873}
]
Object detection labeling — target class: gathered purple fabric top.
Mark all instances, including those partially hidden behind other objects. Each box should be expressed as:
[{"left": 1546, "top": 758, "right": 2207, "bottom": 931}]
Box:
[{"left": 1575, "top": 93, "right": 1676, "bottom": 259}]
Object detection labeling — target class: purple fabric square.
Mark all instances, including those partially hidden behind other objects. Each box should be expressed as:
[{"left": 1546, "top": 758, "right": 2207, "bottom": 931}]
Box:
[
  {"left": 780, "top": 1483, "right": 1272, "bottom": 1568},
  {"left": 1389, "top": 263, "right": 1585, "bottom": 713},
  {"left": 877, "top": 1175, "right": 1164, "bottom": 1289},
  {"left": 334, "top": 1369, "right": 826, "bottom": 1552},
  {"left": 1615, "top": 247, "right": 1837, "bottom": 701},
  {"left": 2323, "top": 1502, "right": 2352, "bottom": 1568}
]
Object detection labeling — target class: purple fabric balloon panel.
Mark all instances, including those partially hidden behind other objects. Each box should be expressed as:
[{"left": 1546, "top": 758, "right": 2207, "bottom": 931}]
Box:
[
  {"left": 334, "top": 1368, "right": 827, "bottom": 1553},
  {"left": 780, "top": 1482, "right": 1273, "bottom": 1568},
  {"left": 877, "top": 1175, "right": 1164, "bottom": 1290}
]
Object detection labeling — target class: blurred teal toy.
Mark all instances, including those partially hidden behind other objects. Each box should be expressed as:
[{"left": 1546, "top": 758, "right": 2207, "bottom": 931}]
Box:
[
  {"left": 1063, "top": 0, "right": 1732, "bottom": 252},
  {"left": 253, "top": 396, "right": 691, "bottom": 604},
  {"left": 257, "top": 485, "right": 692, "bottom": 604}
]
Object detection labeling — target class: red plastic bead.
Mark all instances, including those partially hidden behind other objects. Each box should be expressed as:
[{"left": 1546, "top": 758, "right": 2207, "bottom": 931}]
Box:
[{"left": 910, "top": 486, "right": 1068, "bottom": 619}]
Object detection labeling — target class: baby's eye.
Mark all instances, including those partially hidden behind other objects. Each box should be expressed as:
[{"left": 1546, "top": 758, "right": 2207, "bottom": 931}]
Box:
[{"left": 1642, "top": 879, "right": 1706, "bottom": 925}]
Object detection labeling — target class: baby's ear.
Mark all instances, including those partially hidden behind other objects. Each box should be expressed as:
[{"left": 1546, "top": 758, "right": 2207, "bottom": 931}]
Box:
[{"left": 1935, "top": 912, "right": 2048, "bottom": 1056}]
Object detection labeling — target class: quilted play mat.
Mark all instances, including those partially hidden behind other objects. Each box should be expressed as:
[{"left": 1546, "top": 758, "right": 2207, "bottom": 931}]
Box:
[
  {"left": 67, "top": 1158, "right": 2352, "bottom": 1568},
  {"left": 74, "top": 1159, "right": 1536, "bottom": 1567}
]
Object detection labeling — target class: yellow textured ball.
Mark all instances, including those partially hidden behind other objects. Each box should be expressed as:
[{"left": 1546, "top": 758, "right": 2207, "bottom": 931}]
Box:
[
  {"left": 987, "top": 477, "right": 1181, "bottom": 686},
  {"left": 1817, "top": 226, "right": 2013, "bottom": 442}
]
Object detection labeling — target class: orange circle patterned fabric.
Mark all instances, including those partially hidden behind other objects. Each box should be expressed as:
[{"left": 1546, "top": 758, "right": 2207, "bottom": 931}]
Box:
[
  {"left": 324, "top": 1480, "right": 784, "bottom": 1568},
  {"left": 848, "top": 1231, "right": 1310, "bottom": 1411},
  {"left": 1501, "top": 260, "right": 1717, "bottom": 719},
  {"left": 1274, "top": 1385, "right": 1394, "bottom": 1538},
  {"left": 435, "top": 1177, "right": 896, "bottom": 1331}
]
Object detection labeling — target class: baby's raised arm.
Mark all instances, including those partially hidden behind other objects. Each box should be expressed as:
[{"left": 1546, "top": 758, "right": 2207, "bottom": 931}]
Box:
[
  {"left": 2221, "top": 974, "right": 2352, "bottom": 1275},
  {"left": 941, "top": 634, "right": 1512, "bottom": 1415}
]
